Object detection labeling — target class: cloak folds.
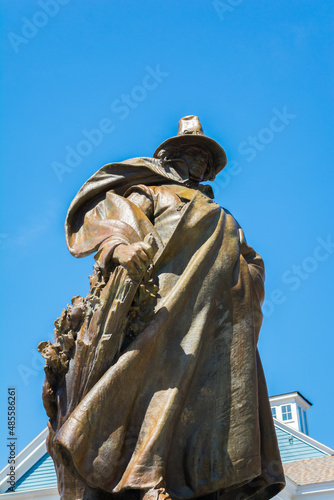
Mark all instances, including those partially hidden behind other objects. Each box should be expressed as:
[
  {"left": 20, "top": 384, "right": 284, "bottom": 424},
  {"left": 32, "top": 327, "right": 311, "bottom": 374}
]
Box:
[{"left": 54, "top": 158, "right": 285, "bottom": 500}]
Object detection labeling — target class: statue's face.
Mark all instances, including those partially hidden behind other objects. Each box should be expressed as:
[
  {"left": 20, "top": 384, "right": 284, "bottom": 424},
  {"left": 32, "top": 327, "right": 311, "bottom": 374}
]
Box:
[{"left": 179, "top": 147, "right": 210, "bottom": 182}]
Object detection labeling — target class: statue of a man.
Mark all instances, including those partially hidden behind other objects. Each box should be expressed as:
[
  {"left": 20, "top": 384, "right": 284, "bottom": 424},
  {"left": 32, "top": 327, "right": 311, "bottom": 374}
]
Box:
[{"left": 40, "top": 116, "right": 285, "bottom": 500}]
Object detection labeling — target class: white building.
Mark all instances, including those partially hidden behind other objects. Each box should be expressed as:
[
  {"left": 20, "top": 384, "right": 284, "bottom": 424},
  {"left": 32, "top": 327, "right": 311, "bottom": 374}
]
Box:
[{"left": 270, "top": 392, "right": 334, "bottom": 499}]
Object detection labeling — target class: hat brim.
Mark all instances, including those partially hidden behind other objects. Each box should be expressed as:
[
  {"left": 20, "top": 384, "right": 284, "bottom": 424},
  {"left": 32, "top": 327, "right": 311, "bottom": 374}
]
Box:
[{"left": 153, "top": 134, "right": 227, "bottom": 179}]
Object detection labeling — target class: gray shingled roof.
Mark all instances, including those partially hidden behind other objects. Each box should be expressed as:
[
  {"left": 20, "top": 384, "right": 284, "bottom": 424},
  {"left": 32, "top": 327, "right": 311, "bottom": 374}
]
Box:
[{"left": 284, "top": 455, "right": 334, "bottom": 485}]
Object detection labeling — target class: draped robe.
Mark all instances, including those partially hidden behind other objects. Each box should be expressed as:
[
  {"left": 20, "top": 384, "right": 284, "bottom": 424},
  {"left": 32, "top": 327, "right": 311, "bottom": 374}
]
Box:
[{"left": 54, "top": 157, "right": 284, "bottom": 500}]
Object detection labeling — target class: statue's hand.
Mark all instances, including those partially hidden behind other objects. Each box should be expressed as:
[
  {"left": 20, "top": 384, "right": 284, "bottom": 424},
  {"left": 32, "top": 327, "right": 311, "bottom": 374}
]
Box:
[{"left": 113, "top": 241, "right": 155, "bottom": 277}]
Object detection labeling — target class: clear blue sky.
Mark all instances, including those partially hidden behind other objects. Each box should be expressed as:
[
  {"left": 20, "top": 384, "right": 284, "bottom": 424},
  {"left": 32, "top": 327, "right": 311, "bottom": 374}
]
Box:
[{"left": 1, "top": 0, "right": 333, "bottom": 468}]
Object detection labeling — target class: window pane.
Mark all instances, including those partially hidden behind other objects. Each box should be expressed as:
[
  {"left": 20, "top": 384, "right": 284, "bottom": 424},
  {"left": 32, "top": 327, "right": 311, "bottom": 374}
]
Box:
[
  {"left": 298, "top": 406, "right": 304, "bottom": 432},
  {"left": 303, "top": 410, "right": 309, "bottom": 435},
  {"left": 282, "top": 404, "right": 292, "bottom": 421},
  {"left": 271, "top": 407, "right": 277, "bottom": 418}
]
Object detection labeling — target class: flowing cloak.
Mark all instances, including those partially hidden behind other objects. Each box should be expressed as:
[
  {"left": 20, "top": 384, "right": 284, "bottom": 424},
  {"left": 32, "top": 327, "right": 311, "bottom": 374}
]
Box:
[{"left": 54, "top": 157, "right": 285, "bottom": 500}]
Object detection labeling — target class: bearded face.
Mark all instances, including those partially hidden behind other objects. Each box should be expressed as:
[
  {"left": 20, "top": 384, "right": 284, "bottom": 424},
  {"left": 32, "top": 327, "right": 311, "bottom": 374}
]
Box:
[{"left": 158, "top": 145, "right": 213, "bottom": 182}]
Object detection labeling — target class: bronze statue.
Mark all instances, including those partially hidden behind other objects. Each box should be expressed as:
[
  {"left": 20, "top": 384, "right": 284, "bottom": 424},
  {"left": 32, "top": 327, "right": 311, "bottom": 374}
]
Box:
[{"left": 39, "top": 116, "right": 285, "bottom": 500}]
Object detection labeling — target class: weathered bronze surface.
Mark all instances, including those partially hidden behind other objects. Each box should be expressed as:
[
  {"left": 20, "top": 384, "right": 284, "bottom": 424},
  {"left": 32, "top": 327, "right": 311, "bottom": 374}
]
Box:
[{"left": 40, "top": 116, "right": 285, "bottom": 500}]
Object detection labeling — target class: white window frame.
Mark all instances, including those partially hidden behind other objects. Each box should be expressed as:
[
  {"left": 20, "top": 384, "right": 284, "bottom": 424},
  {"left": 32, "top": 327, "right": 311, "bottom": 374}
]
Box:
[{"left": 281, "top": 404, "right": 293, "bottom": 421}]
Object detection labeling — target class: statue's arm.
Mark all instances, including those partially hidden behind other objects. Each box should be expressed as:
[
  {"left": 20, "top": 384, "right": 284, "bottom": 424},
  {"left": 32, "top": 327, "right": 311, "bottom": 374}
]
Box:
[
  {"left": 238, "top": 227, "right": 265, "bottom": 306},
  {"left": 236, "top": 226, "right": 265, "bottom": 338},
  {"left": 94, "top": 187, "right": 156, "bottom": 278}
]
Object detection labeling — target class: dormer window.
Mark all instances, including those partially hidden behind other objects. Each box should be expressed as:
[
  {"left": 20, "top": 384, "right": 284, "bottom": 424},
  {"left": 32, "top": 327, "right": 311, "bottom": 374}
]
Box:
[
  {"left": 298, "top": 406, "right": 309, "bottom": 435},
  {"left": 298, "top": 406, "right": 304, "bottom": 432},
  {"left": 269, "top": 392, "right": 312, "bottom": 434},
  {"left": 303, "top": 410, "right": 309, "bottom": 435},
  {"left": 281, "top": 404, "right": 292, "bottom": 421}
]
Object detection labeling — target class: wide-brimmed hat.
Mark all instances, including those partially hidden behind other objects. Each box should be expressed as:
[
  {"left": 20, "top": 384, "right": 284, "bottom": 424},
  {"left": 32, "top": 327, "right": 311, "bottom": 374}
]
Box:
[{"left": 153, "top": 115, "right": 227, "bottom": 178}]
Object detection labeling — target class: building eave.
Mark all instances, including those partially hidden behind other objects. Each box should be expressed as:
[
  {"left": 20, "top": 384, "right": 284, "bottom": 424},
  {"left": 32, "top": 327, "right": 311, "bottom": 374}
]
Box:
[
  {"left": 270, "top": 391, "right": 312, "bottom": 409},
  {"left": 277, "top": 476, "right": 334, "bottom": 499},
  {"left": 0, "top": 428, "right": 49, "bottom": 494},
  {"left": 0, "top": 486, "right": 58, "bottom": 499}
]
